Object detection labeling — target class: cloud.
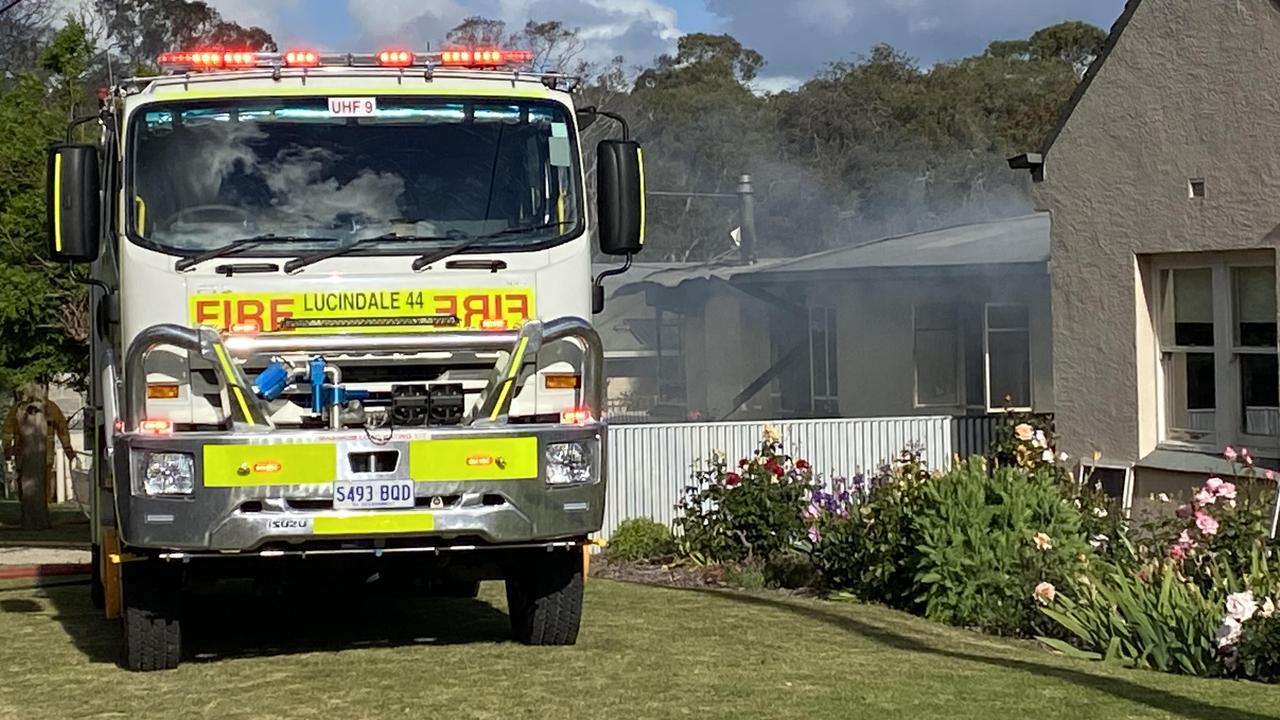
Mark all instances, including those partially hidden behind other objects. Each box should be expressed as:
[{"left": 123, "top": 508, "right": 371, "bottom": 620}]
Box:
[
  {"left": 347, "top": 0, "right": 684, "bottom": 67},
  {"left": 706, "top": 0, "right": 1126, "bottom": 78}
]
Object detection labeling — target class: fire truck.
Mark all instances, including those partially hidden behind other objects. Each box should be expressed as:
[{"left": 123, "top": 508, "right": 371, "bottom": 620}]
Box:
[{"left": 45, "top": 46, "right": 645, "bottom": 670}]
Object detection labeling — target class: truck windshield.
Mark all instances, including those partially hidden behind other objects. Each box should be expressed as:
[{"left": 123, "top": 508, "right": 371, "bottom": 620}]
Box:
[{"left": 127, "top": 97, "right": 583, "bottom": 253}]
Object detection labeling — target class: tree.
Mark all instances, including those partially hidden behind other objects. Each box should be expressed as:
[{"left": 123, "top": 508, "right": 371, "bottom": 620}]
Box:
[
  {"left": 516, "top": 20, "right": 586, "bottom": 74},
  {"left": 1029, "top": 21, "right": 1107, "bottom": 70},
  {"left": 93, "top": 0, "right": 276, "bottom": 70},
  {"left": 444, "top": 16, "right": 511, "bottom": 48},
  {"left": 628, "top": 34, "right": 774, "bottom": 261},
  {"left": 0, "top": 20, "right": 95, "bottom": 392},
  {"left": 0, "top": 0, "right": 56, "bottom": 80}
]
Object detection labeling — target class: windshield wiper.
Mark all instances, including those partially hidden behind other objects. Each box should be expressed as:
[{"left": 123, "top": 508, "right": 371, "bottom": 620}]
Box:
[
  {"left": 410, "top": 222, "right": 570, "bottom": 272},
  {"left": 282, "top": 233, "right": 445, "bottom": 274},
  {"left": 175, "top": 235, "right": 336, "bottom": 272}
]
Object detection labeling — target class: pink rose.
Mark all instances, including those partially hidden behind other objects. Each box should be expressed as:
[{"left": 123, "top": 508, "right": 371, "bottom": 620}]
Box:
[
  {"left": 807, "top": 526, "right": 822, "bottom": 544},
  {"left": 1178, "top": 529, "right": 1196, "bottom": 547},
  {"left": 1217, "top": 482, "right": 1238, "bottom": 500},
  {"left": 1267, "top": 469, "right": 1276, "bottom": 482},
  {"left": 1170, "top": 544, "right": 1187, "bottom": 561},
  {"left": 1195, "top": 489, "right": 1216, "bottom": 506},
  {"left": 1205, "top": 477, "right": 1224, "bottom": 493},
  {"left": 1195, "top": 511, "right": 1220, "bottom": 536},
  {"left": 1224, "top": 447, "right": 1238, "bottom": 462}
]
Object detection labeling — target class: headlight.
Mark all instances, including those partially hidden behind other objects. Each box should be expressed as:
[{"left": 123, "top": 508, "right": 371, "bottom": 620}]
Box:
[
  {"left": 545, "top": 442, "right": 594, "bottom": 485},
  {"left": 142, "top": 452, "right": 195, "bottom": 496}
]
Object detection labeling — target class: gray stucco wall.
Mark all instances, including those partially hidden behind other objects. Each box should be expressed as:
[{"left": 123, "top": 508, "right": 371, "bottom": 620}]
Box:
[{"left": 1034, "top": 0, "right": 1280, "bottom": 463}]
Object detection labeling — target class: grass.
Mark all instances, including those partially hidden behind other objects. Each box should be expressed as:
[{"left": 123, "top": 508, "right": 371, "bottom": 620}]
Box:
[
  {"left": 0, "top": 577, "right": 1278, "bottom": 720},
  {"left": 0, "top": 499, "right": 90, "bottom": 547}
]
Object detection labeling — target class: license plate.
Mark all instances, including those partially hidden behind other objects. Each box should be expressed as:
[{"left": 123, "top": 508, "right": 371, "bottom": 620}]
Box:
[{"left": 333, "top": 480, "right": 416, "bottom": 510}]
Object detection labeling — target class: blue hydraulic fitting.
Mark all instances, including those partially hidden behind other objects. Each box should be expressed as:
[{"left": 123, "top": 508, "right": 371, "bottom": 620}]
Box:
[
  {"left": 308, "top": 357, "right": 328, "bottom": 414},
  {"left": 252, "top": 361, "right": 291, "bottom": 401}
]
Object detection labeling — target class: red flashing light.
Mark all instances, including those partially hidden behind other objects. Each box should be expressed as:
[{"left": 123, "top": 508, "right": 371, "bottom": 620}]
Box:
[
  {"left": 285, "top": 49, "right": 320, "bottom": 67},
  {"left": 560, "top": 407, "right": 591, "bottom": 425},
  {"left": 222, "top": 50, "right": 258, "bottom": 68},
  {"left": 440, "top": 48, "right": 532, "bottom": 67},
  {"left": 140, "top": 418, "right": 172, "bottom": 435},
  {"left": 377, "top": 49, "right": 414, "bottom": 67}
]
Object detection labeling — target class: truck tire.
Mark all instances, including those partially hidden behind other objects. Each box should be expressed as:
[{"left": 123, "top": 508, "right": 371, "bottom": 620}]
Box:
[
  {"left": 120, "top": 561, "right": 181, "bottom": 672},
  {"left": 505, "top": 550, "right": 582, "bottom": 645},
  {"left": 90, "top": 544, "right": 104, "bottom": 610}
]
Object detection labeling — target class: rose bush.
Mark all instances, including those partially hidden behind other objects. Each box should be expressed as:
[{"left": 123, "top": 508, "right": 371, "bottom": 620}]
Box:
[{"left": 675, "top": 426, "right": 814, "bottom": 565}]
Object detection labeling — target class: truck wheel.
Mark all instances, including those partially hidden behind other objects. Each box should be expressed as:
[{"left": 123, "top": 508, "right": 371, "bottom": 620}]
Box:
[
  {"left": 90, "top": 544, "right": 104, "bottom": 610},
  {"left": 120, "top": 561, "right": 182, "bottom": 672},
  {"left": 505, "top": 550, "right": 582, "bottom": 645}
]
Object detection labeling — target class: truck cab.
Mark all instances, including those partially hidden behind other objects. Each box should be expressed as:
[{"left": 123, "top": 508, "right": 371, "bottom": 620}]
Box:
[{"left": 46, "top": 47, "right": 644, "bottom": 670}]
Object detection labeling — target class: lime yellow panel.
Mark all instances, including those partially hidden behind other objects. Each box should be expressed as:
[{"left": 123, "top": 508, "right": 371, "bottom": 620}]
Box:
[
  {"left": 313, "top": 513, "right": 435, "bottom": 535},
  {"left": 409, "top": 437, "right": 538, "bottom": 481},
  {"left": 203, "top": 443, "right": 337, "bottom": 487}
]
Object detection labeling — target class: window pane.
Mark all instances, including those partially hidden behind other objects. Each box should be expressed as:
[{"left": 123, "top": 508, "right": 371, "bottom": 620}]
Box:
[
  {"left": 916, "top": 329, "right": 958, "bottom": 405},
  {"left": 987, "top": 305, "right": 1029, "bottom": 330},
  {"left": 1163, "top": 268, "right": 1214, "bottom": 346},
  {"left": 1241, "top": 353, "right": 1279, "bottom": 435},
  {"left": 1165, "top": 351, "right": 1216, "bottom": 434},
  {"left": 989, "top": 330, "right": 1031, "bottom": 408},
  {"left": 1233, "top": 267, "right": 1277, "bottom": 347},
  {"left": 963, "top": 306, "right": 985, "bottom": 407}
]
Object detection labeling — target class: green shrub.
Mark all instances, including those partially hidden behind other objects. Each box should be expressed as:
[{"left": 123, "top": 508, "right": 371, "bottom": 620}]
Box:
[
  {"left": 808, "top": 452, "right": 930, "bottom": 610},
  {"left": 1038, "top": 561, "right": 1223, "bottom": 676},
  {"left": 1237, "top": 612, "right": 1280, "bottom": 684},
  {"left": 606, "top": 518, "right": 675, "bottom": 562},
  {"left": 912, "top": 459, "right": 1091, "bottom": 636},
  {"left": 763, "top": 550, "right": 818, "bottom": 589},
  {"left": 676, "top": 427, "right": 814, "bottom": 564}
]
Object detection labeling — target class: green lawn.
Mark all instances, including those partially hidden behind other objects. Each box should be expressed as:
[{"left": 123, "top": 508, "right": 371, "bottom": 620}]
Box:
[
  {"left": 0, "top": 499, "right": 90, "bottom": 547},
  {"left": 0, "top": 577, "right": 1278, "bottom": 720}
]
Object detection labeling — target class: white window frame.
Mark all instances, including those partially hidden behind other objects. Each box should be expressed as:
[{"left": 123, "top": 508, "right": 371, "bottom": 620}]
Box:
[
  {"left": 984, "top": 303, "right": 1033, "bottom": 413},
  {"left": 809, "top": 306, "right": 839, "bottom": 415},
  {"left": 912, "top": 304, "right": 961, "bottom": 408},
  {"left": 1151, "top": 254, "right": 1278, "bottom": 455},
  {"left": 1076, "top": 462, "right": 1135, "bottom": 516}
]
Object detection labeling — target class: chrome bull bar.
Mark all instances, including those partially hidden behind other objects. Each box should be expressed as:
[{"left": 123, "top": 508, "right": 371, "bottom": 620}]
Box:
[{"left": 122, "top": 317, "right": 604, "bottom": 432}]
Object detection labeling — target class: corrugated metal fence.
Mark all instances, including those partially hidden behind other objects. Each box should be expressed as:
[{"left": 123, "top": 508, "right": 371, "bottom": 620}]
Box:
[{"left": 602, "top": 415, "right": 1001, "bottom": 537}]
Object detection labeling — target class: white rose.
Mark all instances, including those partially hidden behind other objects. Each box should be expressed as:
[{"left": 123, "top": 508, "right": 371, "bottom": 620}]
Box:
[
  {"left": 1157, "top": 493, "right": 1171, "bottom": 503},
  {"left": 1088, "top": 534, "right": 1108, "bottom": 549},
  {"left": 1216, "top": 617, "right": 1243, "bottom": 649},
  {"left": 1041, "top": 449, "right": 1055, "bottom": 463},
  {"left": 1092, "top": 506, "right": 1108, "bottom": 518},
  {"left": 1262, "top": 598, "right": 1277, "bottom": 618},
  {"left": 1226, "top": 591, "right": 1259, "bottom": 623}
]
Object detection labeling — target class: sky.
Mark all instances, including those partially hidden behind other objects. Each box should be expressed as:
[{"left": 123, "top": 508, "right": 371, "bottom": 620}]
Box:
[{"left": 205, "top": 0, "right": 1128, "bottom": 90}]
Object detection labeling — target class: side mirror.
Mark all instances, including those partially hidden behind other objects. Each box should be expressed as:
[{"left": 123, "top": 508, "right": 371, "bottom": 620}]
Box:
[
  {"left": 596, "top": 139, "right": 645, "bottom": 256},
  {"left": 46, "top": 144, "right": 101, "bottom": 263}
]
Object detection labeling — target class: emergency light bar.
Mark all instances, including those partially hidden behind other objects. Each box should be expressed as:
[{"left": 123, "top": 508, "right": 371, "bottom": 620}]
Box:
[{"left": 157, "top": 48, "right": 536, "bottom": 73}]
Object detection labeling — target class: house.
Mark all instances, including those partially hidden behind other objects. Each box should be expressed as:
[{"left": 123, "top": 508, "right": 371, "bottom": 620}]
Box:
[
  {"left": 1009, "top": 0, "right": 1280, "bottom": 511},
  {"left": 611, "top": 214, "right": 1053, "bottom": 424}
]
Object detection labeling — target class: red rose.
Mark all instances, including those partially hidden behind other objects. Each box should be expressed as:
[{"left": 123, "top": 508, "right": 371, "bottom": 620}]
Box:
[
  {"left": 796, "top": 459, "right": 811, "bottom": 470},
  {"left": 725, "top": 472, "right": 741, "bottom": 487},
  {"left": 766, "top": 461, "right": 784, "bottom": 478}
]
